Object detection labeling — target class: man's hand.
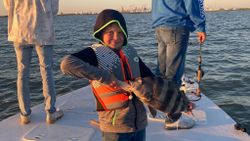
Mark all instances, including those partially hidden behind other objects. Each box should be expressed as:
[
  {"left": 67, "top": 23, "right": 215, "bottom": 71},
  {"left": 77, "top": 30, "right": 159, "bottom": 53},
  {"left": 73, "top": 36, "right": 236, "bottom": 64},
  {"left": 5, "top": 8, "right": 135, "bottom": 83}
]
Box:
[{"left": 197, "top": 32, "right": 206, "bottom": 43}]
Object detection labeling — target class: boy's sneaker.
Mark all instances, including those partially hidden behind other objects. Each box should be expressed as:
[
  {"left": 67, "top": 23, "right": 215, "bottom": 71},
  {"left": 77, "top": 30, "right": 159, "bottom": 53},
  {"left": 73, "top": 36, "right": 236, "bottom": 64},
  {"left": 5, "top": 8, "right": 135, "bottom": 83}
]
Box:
[
  {"left": 46, "top": 109, "right": 64, "bottom": 124},
  {"left": 20, "top": 114, "right": 31, "bottom": 125},
  {"left": 165, "top": 112, "right": 195, "bottom": 130}
]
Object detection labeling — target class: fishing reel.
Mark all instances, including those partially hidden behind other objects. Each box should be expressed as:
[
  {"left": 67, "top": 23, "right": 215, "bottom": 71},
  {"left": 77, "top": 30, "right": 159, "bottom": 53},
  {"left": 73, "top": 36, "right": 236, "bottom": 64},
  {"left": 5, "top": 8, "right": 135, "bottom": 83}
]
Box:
[{"left": 180, "top": 75, "right": 201, "bottom": 102}]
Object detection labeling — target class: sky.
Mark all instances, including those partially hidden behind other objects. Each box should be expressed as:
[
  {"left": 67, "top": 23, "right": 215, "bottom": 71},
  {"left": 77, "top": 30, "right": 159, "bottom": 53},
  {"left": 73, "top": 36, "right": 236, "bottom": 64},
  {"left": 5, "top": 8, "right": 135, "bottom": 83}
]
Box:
[{"left": 1, "top": 0, "right": 250, "bottom": 16}]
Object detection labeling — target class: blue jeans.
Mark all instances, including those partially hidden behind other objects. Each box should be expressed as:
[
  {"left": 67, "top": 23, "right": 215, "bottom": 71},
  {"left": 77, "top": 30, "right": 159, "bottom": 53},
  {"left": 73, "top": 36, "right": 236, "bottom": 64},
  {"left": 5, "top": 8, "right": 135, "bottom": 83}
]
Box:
[
  {"left": 14, "top": 43, "right": 56, "bottom": 115},
  {"left": 102, "top": 129, "right": 146, "bottom": 141},
  {"left": 155, "top": 26, "right": 190, "bottom": 86}
]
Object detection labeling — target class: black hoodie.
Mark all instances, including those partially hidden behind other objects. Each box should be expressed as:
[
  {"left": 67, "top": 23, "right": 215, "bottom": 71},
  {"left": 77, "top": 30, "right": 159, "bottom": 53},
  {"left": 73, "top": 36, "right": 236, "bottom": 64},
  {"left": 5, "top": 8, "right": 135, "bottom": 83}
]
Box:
[{"left": 93, "top": 9, "right": 128, "bottom": 46}]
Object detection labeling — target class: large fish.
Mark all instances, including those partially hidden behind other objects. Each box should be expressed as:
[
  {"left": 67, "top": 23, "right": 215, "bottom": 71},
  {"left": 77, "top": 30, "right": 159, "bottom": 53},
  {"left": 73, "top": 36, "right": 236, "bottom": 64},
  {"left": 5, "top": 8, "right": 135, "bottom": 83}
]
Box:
[{"left": 119, "top": 77, "right": 190, "bottom": 115}]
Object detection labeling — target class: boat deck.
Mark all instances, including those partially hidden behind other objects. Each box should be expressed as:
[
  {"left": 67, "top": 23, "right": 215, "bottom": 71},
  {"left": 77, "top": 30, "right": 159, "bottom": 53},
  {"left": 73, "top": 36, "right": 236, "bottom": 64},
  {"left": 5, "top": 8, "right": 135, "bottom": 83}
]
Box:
[{"left": 0, "top": 86, "right": 249, "bottom": 141}]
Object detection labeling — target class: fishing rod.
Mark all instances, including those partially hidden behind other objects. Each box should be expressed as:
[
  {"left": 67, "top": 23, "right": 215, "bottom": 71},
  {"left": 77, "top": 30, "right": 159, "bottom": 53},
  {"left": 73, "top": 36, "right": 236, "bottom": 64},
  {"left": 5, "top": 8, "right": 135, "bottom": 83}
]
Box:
[
  {"left": 196, "top": 43, "right": 204, "bottom": 98},
  {"left": 184, "top": 43, "right": 204, "bottom": 102}
]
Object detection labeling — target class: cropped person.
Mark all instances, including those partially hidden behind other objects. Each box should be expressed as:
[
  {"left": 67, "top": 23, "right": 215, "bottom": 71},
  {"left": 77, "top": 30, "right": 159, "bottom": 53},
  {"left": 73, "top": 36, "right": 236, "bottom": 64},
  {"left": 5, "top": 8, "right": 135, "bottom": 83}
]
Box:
[{"left": 3, "top": 0, "right": 63, "bottom": 124}]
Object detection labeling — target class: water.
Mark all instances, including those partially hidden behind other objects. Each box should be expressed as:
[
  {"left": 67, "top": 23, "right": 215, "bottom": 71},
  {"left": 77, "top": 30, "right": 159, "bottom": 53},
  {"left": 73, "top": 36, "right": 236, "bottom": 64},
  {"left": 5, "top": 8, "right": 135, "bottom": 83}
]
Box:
[{"left": 0, "top": 10, "right": 250, "bottom": 134}]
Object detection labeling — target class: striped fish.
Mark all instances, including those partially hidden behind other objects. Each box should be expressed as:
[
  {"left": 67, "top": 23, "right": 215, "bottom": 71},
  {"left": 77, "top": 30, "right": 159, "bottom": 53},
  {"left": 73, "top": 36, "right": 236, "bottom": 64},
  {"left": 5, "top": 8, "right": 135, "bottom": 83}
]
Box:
[{"left": 119, "top": 77, "right": 189, "bottom": 114}]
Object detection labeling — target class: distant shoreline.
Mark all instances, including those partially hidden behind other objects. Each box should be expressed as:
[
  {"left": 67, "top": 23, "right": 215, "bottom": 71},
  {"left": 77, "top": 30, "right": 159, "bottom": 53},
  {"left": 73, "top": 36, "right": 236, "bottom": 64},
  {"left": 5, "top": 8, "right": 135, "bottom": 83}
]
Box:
[
  {"left": 57, "top": 8, "right": 250, "bottom": 16},
  {"left": 1, "top": 8, "right": 250, "bottom": 17},
  {"left": 57, "top": 11, "right": 151, "bottom": 16},
  {"left": 205, "top": 8, "right": 250, "bottom": 12}
]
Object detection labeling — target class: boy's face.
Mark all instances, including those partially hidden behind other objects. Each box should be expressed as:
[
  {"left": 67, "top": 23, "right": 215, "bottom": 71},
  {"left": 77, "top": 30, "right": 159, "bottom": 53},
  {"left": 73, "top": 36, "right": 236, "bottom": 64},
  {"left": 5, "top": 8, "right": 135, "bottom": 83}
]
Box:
[{"left": 102, "top": 23, "right": 124, "bottom": 50}]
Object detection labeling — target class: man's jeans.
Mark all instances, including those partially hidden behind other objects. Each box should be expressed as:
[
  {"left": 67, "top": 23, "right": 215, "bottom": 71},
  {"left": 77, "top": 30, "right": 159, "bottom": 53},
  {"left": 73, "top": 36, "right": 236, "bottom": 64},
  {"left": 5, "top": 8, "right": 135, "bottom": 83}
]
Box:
[
  {"left": 155, "top": 26, "right": 190, "bottom": 86},
  {"left": 155, "top": 27, "right": 189, "bottom": 122},
  {"left": 102, "top": 129, "right": 146, "bottom": 141},
  {"left": 14, "top": 43, "right": 56, "bottom": 115}
]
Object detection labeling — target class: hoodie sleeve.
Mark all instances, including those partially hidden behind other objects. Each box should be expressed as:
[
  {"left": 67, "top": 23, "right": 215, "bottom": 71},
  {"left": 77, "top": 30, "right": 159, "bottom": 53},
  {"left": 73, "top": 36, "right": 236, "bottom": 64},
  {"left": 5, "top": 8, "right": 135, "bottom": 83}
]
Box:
[
  {"left": 60, "top": 48, "right": 115, "bottom": 85},
  {"left": 184, "top": 0, "right": 206, "bottom": 32}
]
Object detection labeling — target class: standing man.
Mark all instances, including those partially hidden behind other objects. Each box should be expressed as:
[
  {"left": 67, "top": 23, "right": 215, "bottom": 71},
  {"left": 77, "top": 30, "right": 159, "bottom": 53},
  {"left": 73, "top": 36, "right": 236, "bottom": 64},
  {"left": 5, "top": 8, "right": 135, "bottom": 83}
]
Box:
[
  {"left": 3, "top": 0, "right": 63, "bottom": 124},
  {"left": 152, "top": 0, "right": 206, "bottom": 129}
]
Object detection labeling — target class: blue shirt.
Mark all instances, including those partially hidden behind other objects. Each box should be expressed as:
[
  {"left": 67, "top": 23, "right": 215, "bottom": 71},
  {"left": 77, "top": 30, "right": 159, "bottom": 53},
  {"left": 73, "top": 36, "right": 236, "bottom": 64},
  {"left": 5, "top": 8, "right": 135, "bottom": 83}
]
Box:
[{"left": 152, "top": 0, "right": 206, "bottom": 32}]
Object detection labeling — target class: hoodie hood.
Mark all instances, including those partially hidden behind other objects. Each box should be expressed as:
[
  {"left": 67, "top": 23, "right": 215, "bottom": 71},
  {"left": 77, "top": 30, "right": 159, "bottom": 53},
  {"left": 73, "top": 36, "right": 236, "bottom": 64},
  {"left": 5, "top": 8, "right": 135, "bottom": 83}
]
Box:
[{"left": 93, "top": 9, "right": 128, "bottom": 46}]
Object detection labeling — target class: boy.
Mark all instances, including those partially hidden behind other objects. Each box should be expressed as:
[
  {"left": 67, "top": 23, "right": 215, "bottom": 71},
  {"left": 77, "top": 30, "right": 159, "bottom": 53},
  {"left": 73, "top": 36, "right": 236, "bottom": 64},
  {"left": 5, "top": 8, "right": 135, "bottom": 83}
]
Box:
[{"left": 61, "top": 9, "right": 193, "bottom": 141}]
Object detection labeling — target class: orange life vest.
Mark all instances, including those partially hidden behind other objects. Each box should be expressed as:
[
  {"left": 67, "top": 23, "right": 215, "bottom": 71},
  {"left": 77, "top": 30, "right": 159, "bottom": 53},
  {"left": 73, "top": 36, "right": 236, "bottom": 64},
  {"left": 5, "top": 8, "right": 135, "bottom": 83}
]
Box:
[{"left": 91, "top": 45, "right": 140, "bottom": 111}]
